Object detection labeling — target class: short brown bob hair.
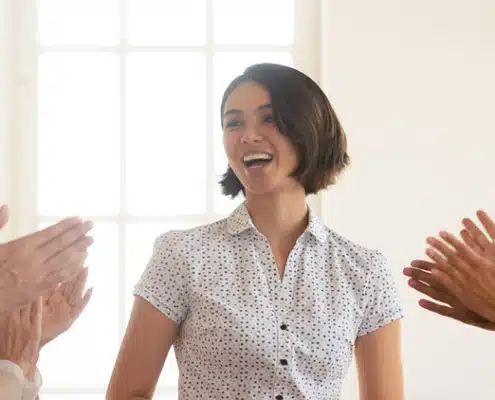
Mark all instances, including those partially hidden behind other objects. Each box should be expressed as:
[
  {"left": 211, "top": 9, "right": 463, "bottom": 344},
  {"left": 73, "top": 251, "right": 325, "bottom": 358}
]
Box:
[{"left": 219, "top": 63, "right": 350, "bottom": 198}]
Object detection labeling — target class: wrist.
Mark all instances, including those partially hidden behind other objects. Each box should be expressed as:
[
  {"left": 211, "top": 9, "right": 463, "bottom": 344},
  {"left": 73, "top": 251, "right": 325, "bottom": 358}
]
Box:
[
  {"left": 25, "top": 362, "right": 37, "bottom": 382},
  {"left": 19, "top": 350, "right": 40, "bottom": 380},
  {"left": 15, "top": 359, "right": 36, "bottom": 379}
]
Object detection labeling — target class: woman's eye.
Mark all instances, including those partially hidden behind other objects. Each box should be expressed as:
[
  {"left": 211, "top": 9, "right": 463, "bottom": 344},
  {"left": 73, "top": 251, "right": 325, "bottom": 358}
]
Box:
[
  {"left": 264, "top": 115, "right": 275, "bottom": 124},
  {"left": 225, "top": 120, "right": 242, "bottom": 128}
]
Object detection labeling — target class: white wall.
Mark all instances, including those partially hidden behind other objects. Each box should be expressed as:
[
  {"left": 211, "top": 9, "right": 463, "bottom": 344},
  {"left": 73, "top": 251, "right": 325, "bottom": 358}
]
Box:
[
  {"left": 320, "top": 0, "right": 495, "bottom": 398},
  {"left": 0, "top": 0, "right": 14, "bottom": 241}
]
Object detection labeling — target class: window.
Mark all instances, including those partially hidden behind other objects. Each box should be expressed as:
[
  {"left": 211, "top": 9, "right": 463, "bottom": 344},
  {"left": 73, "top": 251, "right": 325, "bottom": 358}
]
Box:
[{"left": 9, "top": 1, "right": 322, "bottom": 398}]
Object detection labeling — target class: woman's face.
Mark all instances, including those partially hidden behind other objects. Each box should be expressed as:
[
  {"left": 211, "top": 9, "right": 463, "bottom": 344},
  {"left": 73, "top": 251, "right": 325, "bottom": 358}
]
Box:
[{"left": 222, "top": 82, "right": 300, "bottom": 196}]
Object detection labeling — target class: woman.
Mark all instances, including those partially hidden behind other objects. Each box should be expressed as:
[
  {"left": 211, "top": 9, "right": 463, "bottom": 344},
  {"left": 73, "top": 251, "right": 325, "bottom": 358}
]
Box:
[{"left": 107, "top": 63, "right": 404, "bottom": 399}]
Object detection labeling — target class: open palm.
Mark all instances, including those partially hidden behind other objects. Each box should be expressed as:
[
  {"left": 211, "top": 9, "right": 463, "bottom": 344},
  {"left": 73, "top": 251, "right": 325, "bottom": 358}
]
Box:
[{"left": 41, "top": 267, "right": 93, "bottom": 346}]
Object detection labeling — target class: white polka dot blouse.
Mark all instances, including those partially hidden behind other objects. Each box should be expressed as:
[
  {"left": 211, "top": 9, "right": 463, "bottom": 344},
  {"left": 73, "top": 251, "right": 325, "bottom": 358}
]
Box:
[{"left": 134, "top": 202, "right": 403, "bottom": 399}]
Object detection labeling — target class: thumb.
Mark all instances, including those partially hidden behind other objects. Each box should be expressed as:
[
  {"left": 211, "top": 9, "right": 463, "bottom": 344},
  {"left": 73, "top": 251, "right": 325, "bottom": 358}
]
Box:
[
  {"left": 31, "top": 297, "right": 43, "bottom": 344},
  {"left": 0, "top": 205, "right": 9, "bottom": 231}
]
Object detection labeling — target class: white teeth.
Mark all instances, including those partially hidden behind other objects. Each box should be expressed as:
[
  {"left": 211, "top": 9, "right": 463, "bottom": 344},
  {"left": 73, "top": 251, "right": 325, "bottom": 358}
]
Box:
[{"left": 243, "top": 153, "right": 273, "bottom": 162}]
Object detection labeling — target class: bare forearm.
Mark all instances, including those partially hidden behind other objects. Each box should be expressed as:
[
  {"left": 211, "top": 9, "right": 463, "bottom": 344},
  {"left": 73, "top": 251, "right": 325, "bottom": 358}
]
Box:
[
  {"left": 356, "top": 321, "right": 404, "bottom": 400},
  {"left": 106, "top": 384, "right": 153, "bottom": 400}
]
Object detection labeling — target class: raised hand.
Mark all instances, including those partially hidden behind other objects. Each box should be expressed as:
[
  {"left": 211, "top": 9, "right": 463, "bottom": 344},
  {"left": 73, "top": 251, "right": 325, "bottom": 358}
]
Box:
[
  {"left": 404, "top": 259, "right": 495, "bottom": 330},
  {"left": 0, "top": 204, "right": 93, "bottom": 314},
  {"left": 40, "top": 267, "right": 93, "bottom": 346},
  {"left": 459, "top": 210, "right": 495, "bottom": 262},
  {"left": 0, "top": 298, "right": 43, "bottom": 377},
  {"left": 421, "top": 230, "right": 495, "bottom": 323}
]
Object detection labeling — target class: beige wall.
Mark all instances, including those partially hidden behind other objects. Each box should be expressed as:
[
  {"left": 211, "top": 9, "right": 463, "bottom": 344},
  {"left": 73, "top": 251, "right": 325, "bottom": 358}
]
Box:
[{"left": 320, "top": 0, "right": 495, "bottom": 398}]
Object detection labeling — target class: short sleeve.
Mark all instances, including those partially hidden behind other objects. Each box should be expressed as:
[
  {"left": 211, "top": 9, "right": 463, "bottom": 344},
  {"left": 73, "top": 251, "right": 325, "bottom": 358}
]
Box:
[
  {"left": 357, "top": 250, "right": 404, "bottom": 336},
  {"left": 133, "top": 231, "right": 191, "bottom": 325}
]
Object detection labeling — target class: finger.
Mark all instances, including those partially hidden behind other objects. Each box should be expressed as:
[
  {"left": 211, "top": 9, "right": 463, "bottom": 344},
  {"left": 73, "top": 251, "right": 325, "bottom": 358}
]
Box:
[
  {"left": 403, "top": 267, "right": 437, "bottom": 285},
  {"left": 0, "top": 205, "right": 9, "bottom": 230},
  {"left": 15, "top": 217, "right": 83, "bottom": 249},
  {"left": 462, "top": 217, "right": 491, "bottom": 251},
  {"left": 68, "top": 268, "right": 89, "bottom": 306},
  {"left": 70, "top": 287, "right": 93, "bottom": 321},
  {"left": 476, "top": 210, "right": 495, "bottom": 241},
  {"left": 6, "top": 312, "right": 16, "bottom": 349},
  {"left": 61, "top": 271, "right": 78, "bottom": 299},
  {"left": 408, "top": 279, "right": 455, "bottom": 305},
  {"left": 427, "top": 236, "right": 456, "bottom": 259},
  {"left": 43, "top": 288, "right": 57, "bottom": 304},
  {"left": 40, "top": 221, "right": 93, "bottom": 264},
  {"left": 430, "top": 265, "right": 452, "bottom": 284},
  {"left": 410, "top": 259, "right": 436, "bottom": 271},
  {"left": 419, "top": 299, "right": 494, "bottom": 329},
  {"left": 439, "top": 231, "right": 490, "bottom": 272},
  {"left": 41, "top": 263, "right": 85, "bottom": 294},
  {"left": 460, "top": 229, "right": 482, "bottom": 253},
  {"left": 19, "top": 303, "right": 30, "bottom": 325},
  {"left": 438, "top": 231, "right": 479, "bottom": 273},
  {"left": 8, "top": 307, "right": 21, "bottom": 326},
  {"left": 44, "top": 237, "right": 92, "bottom": 274},
  {"left": 426, "top": 238, "right": 465, "bottom": 284},
  {"left": 425, "top": 247, "right": 457, "bottom": 278},
  {"left": 31, "top": 297, "right": 42, "bottom": 341},
  {"left": 429, "top": 266, "right": 466, "bottom": 301},
  {"left": 418, "top": 299, "right": 470, "bottom": 323}
]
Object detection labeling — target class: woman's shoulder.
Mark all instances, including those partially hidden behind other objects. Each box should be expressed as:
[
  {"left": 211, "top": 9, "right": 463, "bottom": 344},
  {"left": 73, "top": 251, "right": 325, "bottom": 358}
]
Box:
[
  {"left": 324, "top": 226, "right": 384, "bottom": 263},
  {"left": 152, "top": 218, "right": 231, "bottom": 250}
]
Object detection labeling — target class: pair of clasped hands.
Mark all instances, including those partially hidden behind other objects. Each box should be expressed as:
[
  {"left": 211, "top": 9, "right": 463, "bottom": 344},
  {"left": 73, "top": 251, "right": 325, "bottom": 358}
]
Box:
[{"left": 0, "top": 205, "right": 93, "bottom": 379}]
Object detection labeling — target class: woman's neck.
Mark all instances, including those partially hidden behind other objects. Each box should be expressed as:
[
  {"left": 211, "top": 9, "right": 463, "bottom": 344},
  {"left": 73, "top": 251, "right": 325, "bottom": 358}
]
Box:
[{"left": 244, "top": 187, "right": 309, "bottom": 246}]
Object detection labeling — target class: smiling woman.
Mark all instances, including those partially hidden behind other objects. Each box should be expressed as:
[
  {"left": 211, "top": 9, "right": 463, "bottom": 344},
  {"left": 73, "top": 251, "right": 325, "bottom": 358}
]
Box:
[{"left": 106, "top": 62, "right": 404, "bottom": 400}]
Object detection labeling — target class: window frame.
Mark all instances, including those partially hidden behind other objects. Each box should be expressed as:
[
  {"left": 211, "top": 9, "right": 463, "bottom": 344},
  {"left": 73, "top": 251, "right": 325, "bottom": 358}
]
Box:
[{"left": 4, "top": 0, "right": 324, "bottom": 396}]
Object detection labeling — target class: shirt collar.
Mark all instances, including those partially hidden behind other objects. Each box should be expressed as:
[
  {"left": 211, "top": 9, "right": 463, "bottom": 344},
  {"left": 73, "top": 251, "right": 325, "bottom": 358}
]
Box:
[{"left": 226, "top": 202, "right": 328, "bottom": 243}]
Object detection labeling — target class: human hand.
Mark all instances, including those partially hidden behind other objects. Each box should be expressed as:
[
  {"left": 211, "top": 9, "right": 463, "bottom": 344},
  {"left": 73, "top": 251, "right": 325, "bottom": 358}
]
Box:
[
  {"left": 404, "top": 259, "right": 495, "bottom": 330},
  {"left": 0, "top": 298, "right": 43, "bottom": 377},
  {"left": 459, "top": 210, "right": 495, "bottom": 262},
  {"left": 0, "top": 205, "right": 93, "bottom": 314},
  {"left": 423, "top": 230, "right": 495, "bottom": 322},
  {"left": 0, "top": 204, "right": 8, "bottom": 230},
  {"left": 40, "top": 267, "right": 93, "bottom": 346}
]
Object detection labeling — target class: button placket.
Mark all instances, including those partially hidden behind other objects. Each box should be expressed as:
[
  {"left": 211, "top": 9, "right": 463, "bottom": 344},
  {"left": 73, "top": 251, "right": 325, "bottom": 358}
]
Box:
[{"left": 276, "top": 258, "right": 294, "bottom": 390}]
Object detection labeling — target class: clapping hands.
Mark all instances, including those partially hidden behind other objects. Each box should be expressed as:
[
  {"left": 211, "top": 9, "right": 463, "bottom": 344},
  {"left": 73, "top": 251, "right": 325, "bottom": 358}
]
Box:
[{"left": 404, "top": 210, "right": 495, "bottom": 330}]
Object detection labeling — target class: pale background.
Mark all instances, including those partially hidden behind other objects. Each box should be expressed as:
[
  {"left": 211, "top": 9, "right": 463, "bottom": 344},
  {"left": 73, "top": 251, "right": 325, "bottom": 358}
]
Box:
[{"left": 0, "top": 0, "right": 494, "bottom": 399}]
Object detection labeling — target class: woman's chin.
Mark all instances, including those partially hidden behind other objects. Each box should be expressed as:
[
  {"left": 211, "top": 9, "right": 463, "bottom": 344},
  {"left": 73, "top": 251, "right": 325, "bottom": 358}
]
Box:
[{"left": 243, "top": 181, "right": 301, "bottom": 199}]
